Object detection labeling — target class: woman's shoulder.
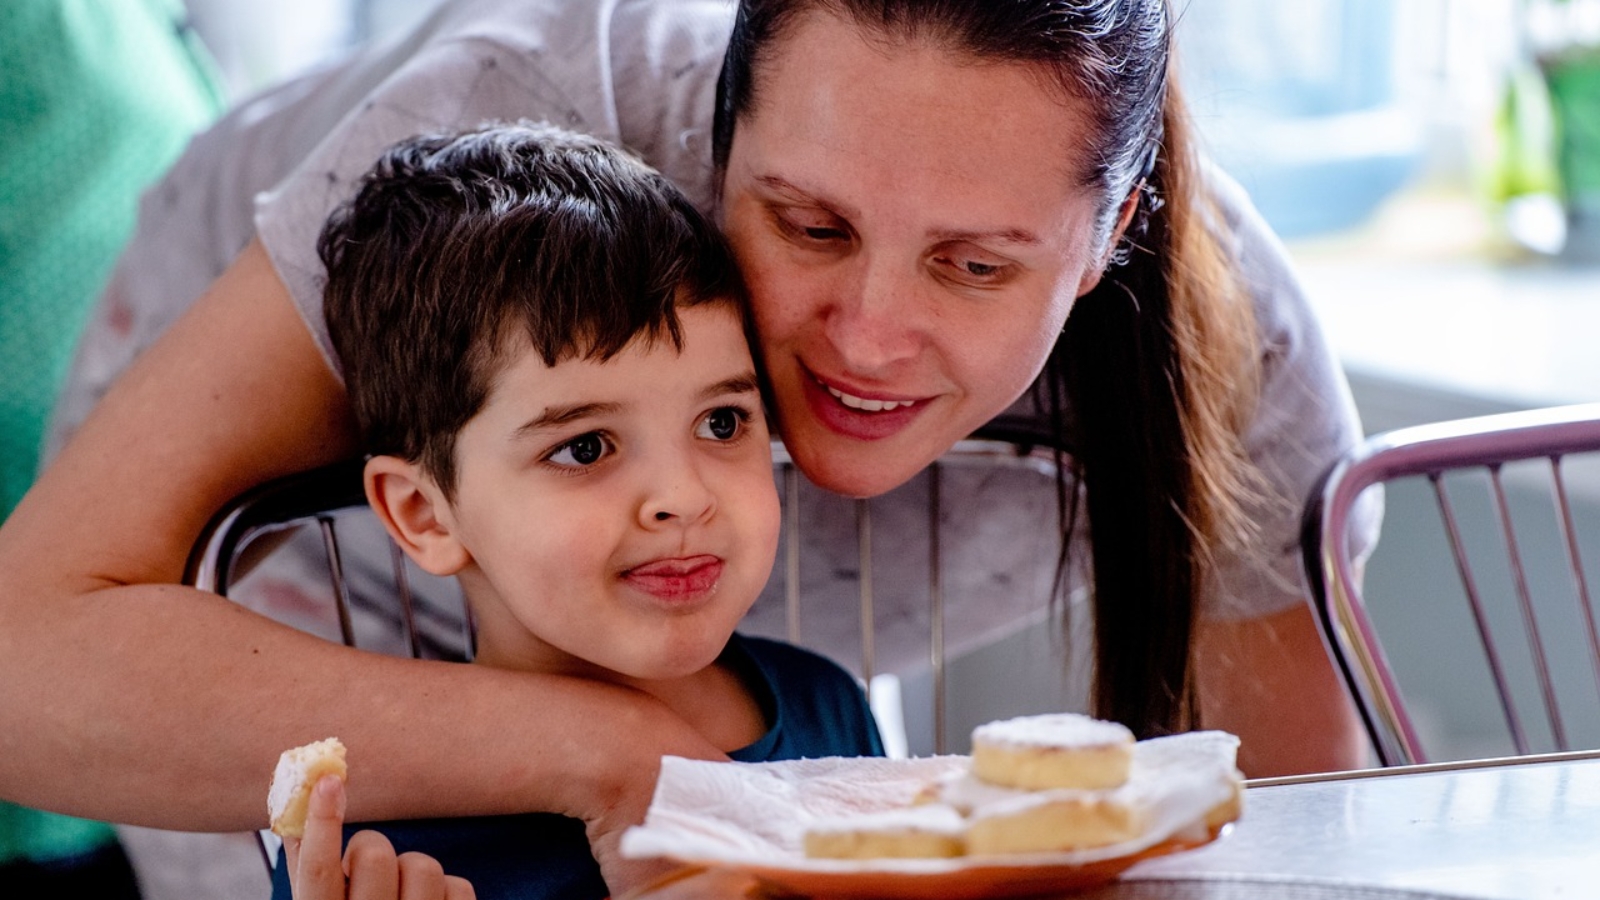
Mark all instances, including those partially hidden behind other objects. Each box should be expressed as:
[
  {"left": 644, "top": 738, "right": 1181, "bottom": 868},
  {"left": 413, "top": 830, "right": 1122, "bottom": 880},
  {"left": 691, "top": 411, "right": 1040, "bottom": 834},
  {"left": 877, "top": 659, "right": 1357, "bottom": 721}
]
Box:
[
  {"left": 251, "top": 0, "right": 732, "bottom": 379},
  {"left": 303, "top": 0, "right": 730, "bottom": 166},
  {"left": 1195, "top": 161, "right": 1324, "bottom": 354},
  {"left": 1193, "top": 162, "right": 1369, "bottom": 621}
]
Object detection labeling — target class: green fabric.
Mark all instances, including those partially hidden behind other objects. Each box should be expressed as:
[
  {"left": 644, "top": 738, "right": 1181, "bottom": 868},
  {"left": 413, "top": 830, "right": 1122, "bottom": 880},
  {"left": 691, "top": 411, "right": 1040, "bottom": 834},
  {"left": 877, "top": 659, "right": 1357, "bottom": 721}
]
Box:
[
  {"left": 0, "top": 805, "right": 117, "bottom": 868},
  {"left": 0, "top": 0, "right": 222, "bottom": 868},
  {"left": 0, "top": 0, "right": 223, "bottom": 516},
  {"left": 1544, "top": 50, "right": 1600, "bottom": 201}
]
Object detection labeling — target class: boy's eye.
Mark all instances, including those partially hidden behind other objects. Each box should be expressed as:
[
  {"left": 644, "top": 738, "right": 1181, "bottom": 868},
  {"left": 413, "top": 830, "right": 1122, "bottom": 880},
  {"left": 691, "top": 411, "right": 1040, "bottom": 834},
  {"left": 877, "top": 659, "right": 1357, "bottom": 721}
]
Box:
[
  {"left": 696, "top": 407, "right": 746, "bottom": 442},
  {"left": 546, "top": 432, "right": 612, "bottom": 467}
]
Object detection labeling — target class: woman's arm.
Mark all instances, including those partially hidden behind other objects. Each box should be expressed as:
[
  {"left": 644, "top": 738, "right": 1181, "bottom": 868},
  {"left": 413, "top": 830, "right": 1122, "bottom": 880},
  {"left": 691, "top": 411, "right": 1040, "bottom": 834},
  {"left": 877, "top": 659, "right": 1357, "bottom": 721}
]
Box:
[
  {"left": 0, "top": 239, "right": 715, "bottom": 881},
  {"left": 1195, "top": 603, "right": 1368, "bottom": 778}
]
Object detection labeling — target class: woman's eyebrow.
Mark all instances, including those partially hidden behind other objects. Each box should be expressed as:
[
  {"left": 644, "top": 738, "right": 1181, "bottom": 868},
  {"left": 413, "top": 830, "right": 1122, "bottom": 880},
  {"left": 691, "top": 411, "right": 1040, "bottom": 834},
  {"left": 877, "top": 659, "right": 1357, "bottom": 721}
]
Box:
[
  {"left": 754, "top": 175, "right": 860, "bottom": 219},
  {"left": 929, "top": 226, "right": 1041, "bottom": 247},
  {"left": 757, "top": 175, "right": 1038, "bottom": 246}
]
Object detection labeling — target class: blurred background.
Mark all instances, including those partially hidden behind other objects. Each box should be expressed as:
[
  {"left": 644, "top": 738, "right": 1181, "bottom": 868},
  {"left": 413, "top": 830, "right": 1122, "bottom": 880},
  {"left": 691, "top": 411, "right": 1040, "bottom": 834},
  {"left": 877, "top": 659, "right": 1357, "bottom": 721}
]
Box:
[
  {"left": 1176, "top": 0, "right": 1600, "bottom": 774},
  {"left": 5, "top": 1, "right": 1599, "bottom": 898}
]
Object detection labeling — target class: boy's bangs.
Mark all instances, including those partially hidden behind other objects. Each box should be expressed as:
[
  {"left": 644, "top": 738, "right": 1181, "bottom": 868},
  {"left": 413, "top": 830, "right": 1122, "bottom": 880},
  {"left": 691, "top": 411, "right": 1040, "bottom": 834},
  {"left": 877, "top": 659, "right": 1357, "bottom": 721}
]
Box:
[{"left": 489, "top": 191, "right": 740, "bottom": 367}]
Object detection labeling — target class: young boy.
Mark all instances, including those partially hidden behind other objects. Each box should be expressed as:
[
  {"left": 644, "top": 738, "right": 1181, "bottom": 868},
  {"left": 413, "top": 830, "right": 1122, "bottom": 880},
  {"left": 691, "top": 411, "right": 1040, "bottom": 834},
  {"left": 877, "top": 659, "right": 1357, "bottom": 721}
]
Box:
[{"left": 271, "top": 122, "right": 882, "bottom": 900}]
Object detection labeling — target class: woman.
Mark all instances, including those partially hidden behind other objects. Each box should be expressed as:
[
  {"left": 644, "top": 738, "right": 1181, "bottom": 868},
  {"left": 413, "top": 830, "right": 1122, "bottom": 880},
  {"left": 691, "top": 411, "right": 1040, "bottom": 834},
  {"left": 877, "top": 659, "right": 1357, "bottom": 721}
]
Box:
[{"left": 0, "top": 0, "right": 1370, "bottom": 893}]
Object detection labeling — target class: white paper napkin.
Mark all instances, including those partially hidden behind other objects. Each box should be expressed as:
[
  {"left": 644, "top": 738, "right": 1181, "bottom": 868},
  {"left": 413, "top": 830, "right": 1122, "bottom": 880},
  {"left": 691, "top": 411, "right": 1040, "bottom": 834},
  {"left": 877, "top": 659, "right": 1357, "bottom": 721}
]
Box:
[{"left": 620, "top": 731, "right": 1242, "bottom": 873}]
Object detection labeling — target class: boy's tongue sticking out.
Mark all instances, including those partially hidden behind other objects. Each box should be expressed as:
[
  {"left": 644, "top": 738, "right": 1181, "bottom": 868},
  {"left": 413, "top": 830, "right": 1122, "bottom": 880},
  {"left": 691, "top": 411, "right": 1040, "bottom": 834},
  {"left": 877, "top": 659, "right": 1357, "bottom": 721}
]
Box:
[{"left": 624, "top": 555, "right": 725, "bottom": 601}]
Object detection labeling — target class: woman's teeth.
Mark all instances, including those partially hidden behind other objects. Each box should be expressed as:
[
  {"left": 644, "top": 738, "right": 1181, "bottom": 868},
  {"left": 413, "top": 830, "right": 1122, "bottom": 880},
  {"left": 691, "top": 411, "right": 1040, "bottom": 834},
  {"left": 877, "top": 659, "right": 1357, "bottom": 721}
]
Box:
[{"left": 826, "top": 384, "right": 916, "bottom": 412}]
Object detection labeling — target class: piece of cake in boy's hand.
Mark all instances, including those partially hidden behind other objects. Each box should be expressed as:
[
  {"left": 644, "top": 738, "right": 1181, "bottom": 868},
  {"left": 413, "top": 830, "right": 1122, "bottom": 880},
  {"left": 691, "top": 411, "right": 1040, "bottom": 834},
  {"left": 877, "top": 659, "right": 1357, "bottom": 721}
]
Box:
[{"left": 267, "top": 737, "right": 348, "bottom": 838}]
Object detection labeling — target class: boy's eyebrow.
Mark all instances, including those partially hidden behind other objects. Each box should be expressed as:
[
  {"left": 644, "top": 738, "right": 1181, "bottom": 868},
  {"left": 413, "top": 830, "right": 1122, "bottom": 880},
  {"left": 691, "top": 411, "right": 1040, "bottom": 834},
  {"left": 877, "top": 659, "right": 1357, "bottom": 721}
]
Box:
[
  {"left": 511, "top": 375, "right": 757, "bottom": 438},
  {"left": 701, "top": 373, "right": 762, "bottom": 401},
  {"left": 515, "top": 402, "right": 623, "bottom": 436}
]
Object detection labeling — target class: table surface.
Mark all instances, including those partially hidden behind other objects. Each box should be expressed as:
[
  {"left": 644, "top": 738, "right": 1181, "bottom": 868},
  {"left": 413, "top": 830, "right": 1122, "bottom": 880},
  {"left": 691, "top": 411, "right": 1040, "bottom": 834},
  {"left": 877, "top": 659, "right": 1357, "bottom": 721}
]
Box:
[
  {"left": 1132, "top": 751, "right": 1600, "bottom": 899},
  {"left": 621, "top": 752, "right": 1600, "bottom": 900}
]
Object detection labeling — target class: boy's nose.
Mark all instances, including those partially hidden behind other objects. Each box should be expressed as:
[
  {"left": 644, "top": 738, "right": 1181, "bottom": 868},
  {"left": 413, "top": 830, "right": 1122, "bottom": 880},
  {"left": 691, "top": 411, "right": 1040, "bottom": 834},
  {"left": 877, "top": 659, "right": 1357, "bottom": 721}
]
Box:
[{"left": 640, "top": 462, "right": 715, "bottom": 527}]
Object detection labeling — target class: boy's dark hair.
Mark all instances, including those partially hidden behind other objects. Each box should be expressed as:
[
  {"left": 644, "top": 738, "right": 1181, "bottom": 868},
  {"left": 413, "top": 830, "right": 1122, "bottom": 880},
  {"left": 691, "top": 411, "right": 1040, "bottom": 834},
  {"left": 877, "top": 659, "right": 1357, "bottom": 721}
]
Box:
[{"left": 320, "top": 122, "right": 744, "bottom": 498}]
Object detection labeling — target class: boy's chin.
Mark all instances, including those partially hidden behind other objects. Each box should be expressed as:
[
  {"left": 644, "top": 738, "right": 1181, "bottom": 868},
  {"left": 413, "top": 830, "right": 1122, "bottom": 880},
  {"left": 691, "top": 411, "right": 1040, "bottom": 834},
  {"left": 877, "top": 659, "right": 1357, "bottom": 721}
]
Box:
[
  {"left": 618, "top": 653, "right": 724, "bottom": 683},
  {"left": 609, "top": 637, "right": 736, "bottom": 683}
]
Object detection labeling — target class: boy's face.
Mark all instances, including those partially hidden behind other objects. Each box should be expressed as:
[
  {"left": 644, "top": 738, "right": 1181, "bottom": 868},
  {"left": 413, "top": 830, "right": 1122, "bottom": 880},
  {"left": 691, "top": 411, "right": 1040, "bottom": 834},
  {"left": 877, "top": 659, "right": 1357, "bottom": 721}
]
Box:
[{"left": 441, "top": 303, "right": 779, "bottom": 682}]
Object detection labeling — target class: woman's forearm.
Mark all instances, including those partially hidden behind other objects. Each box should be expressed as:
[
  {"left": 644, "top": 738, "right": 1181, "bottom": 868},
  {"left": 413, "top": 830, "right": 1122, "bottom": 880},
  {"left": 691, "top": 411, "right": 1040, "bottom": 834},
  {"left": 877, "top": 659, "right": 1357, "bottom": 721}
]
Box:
[
  {"left": 1195, "top": 604, "right": 1368, "bottom": 778},
  {"left": 0, "top": 238, "right": 719, "bottom": 835},
  {"left": 0, "top": 580, "right": 716, "bottom": 830}
]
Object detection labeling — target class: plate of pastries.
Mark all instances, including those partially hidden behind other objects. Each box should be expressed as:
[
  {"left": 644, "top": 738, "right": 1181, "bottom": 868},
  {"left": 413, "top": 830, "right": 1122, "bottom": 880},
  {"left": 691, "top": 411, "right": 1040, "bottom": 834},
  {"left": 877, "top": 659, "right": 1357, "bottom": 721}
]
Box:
[{"left": 620, "top": 713, "right": 1244, "bottom": 899}]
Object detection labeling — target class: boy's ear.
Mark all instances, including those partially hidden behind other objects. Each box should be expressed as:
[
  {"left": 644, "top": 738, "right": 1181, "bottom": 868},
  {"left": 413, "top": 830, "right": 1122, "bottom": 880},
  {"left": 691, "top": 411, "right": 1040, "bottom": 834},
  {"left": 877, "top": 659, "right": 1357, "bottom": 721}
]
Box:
[{"left": 363, "top": 456, "right": 471, "bottom": 577}]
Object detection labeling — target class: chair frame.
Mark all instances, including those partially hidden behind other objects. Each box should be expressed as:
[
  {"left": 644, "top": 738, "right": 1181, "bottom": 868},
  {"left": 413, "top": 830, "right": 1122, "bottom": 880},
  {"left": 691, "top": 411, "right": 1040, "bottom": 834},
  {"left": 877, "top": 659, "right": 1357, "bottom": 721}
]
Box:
[
  {"left": 184, "top": 430, "right": 1072, "bottom": 750},
  {"left": 185, "top": 457, "right": 456, "bottom": 659},
  {"left": 1301, "top": 402, "right": 1600, "bottom": 767},
  {"left": 186, "top": 433, "right": 1074, "bottom": 873}
]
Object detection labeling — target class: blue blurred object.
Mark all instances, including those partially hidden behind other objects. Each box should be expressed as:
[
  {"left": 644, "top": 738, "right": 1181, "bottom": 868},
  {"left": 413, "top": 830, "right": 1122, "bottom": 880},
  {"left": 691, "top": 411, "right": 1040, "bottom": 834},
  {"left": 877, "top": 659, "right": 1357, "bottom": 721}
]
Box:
[{"left": 1177, "top": 0, "right": 1423, "bottom": 238}]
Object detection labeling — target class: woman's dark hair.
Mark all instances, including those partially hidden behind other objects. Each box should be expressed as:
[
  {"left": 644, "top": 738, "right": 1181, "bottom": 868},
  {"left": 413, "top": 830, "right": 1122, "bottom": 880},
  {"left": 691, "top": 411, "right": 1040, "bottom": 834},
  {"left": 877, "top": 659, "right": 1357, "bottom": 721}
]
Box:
[
  {"left": 320, "top": 122, "right": 745, "bottom": 499},
  {"left": 712, "top": 1, "right": 1261, "bottom": 738}
]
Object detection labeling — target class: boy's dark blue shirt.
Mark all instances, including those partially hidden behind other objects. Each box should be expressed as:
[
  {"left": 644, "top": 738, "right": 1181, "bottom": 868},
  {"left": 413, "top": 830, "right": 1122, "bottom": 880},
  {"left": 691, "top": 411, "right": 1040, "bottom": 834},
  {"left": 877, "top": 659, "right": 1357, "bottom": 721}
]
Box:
[{"left": 270, "top": 634, "right": 883, "bottom": 899}]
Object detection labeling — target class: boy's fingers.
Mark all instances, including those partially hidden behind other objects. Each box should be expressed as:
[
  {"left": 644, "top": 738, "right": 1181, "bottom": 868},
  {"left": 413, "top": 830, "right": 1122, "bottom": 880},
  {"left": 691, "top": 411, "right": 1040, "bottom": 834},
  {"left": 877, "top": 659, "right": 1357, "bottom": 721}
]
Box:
[
  {"left": 344, "top": 830, "right": 400, "bottom": 900},
  {"left": 283, "top": 835, "right": 303, "bottom": 884},
  {"left": 292, "top": 775, "right": 349, "bottom": 899},
  {"left": 395, "top": 851, "right": 447, "bottom": 900},
  {"left": 444, "top": 875, "right": 477, "bottom": 900}
]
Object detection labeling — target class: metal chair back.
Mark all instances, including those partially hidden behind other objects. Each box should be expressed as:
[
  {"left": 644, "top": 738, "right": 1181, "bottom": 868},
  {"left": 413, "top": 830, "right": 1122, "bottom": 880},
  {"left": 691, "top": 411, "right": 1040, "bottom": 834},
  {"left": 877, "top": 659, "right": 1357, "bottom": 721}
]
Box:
[
  {"left": 1302, "top": 403, "right": 1600, "bottom": 766},
  {"left": 186, "top": 432, "right": 1078, "bottom": 757},
  {"left": 186, "top": 457, "right": 475, "bottom": 661}
]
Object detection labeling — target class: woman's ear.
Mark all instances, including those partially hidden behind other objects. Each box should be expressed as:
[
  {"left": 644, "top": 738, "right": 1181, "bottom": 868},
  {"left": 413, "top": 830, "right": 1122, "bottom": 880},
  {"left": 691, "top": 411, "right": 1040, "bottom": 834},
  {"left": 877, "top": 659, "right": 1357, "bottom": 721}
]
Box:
[
  {"left": 363, "top": 455, "right": 471, "bottom": 576},
  {"left": 1075, "top": 188, "right": 1144, "bottom": 298}
]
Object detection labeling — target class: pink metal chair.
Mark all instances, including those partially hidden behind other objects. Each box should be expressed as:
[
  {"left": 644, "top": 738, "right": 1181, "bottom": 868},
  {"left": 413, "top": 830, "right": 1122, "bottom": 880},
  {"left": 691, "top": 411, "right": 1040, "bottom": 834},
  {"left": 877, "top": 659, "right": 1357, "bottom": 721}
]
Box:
[
  {"left": 184, "top": 434, "right": 1073, "bottom": 751},
  {"left": 186, "top": 434, "right": 1077, "bottom": 871},
  {"left": 1302, "top": 402, "right": 1600, "bottom": 766}
]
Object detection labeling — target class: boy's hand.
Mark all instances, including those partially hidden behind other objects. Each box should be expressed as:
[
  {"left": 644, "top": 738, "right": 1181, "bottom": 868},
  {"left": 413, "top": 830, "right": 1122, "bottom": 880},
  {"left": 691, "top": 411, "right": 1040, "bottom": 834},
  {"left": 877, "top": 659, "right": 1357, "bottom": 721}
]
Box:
[{"left": 285, "top": 775, "right": 475, "bottom": 900}]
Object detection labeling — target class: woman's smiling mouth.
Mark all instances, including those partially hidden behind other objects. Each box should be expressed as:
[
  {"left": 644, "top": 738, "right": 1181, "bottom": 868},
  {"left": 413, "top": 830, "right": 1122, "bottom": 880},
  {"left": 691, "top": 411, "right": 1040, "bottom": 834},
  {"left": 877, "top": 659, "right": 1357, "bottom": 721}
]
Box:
[
  {"left": 821, "top": 380, "right": 920, "bottom": 412},
  {"left": 797, "top": 368, "right": 933, "bottom": 441}
]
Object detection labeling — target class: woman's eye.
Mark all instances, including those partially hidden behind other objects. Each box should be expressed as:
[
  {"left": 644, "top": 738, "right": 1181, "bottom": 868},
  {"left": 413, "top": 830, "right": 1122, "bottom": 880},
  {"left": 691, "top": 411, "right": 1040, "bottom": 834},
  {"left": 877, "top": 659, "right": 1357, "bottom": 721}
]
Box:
[
  {"left": 777, "top": 209, "right": 850, "bottom": 244},
  {"left": 934, "top": 248, "right": 1011, "bottom": 284},
  {"left": 696, "top": 407, "right": 747, "bottom": 442},
  {"left": 546, "top": 432, "right": 611, "bottom": 467}
]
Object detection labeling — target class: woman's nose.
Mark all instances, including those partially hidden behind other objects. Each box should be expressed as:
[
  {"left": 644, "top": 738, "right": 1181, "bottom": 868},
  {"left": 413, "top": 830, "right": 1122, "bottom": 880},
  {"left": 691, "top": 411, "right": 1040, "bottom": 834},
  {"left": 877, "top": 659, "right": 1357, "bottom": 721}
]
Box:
[{"left": 824, "top": 261, "right": 923, "bottom": 373}]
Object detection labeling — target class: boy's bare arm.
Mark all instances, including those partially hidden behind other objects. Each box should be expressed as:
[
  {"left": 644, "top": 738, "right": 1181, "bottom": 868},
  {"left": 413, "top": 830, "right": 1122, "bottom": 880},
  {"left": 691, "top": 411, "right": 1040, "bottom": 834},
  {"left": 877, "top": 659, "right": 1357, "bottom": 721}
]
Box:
[{"left": 0, "top": 239, "right": 719, "bottom": 854}]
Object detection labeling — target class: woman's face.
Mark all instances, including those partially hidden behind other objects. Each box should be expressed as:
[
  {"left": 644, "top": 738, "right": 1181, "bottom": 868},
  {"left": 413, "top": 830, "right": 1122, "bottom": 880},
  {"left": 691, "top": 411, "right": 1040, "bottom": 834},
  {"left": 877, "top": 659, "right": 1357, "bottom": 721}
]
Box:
[{"left": 720, "top": 9, "right": 1118, "bottom": 498}]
